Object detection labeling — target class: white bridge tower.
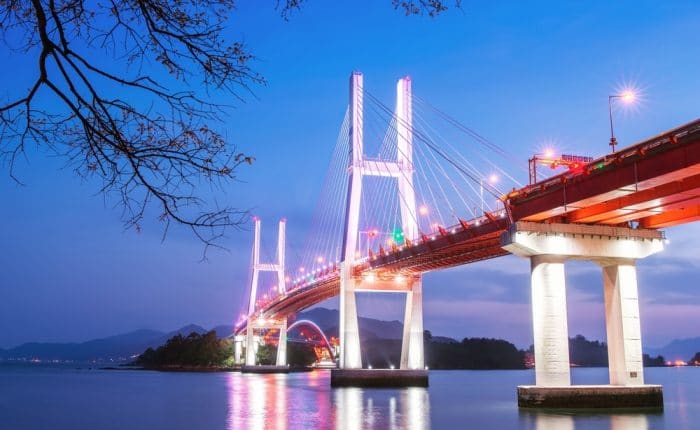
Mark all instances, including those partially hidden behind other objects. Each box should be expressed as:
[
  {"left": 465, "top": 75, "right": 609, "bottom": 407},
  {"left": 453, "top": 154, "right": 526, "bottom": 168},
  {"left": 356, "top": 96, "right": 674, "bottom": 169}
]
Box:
[
  {"left": 242, "top": 217, "right": 288, "bottom": 367},
  {"left": 338, "top": 72, "right": 424, "bottom": 370}
]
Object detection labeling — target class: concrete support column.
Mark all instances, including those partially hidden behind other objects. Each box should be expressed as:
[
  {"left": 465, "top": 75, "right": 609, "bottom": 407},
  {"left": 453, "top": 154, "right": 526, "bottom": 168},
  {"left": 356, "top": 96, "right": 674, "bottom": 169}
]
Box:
[
  {"left": 531, "top": 255, "right": 571, "bottom": 387},
  {"left": 339, "top": 264, "right": 362, "bottom": 369},
  {"left": 602, "top": 260, "right": 644, "bottom": 385},
  {"left": 245, "top": 326, "right": 256, "bottom": 366},
  {"left": 276, "top": 322, "right": 288, "bottom": 366},
  {"left": 400, "top": 278, "right": 424, "bottom": 370},
  {"left": 234, "top": 336, "right": 243, "bottom": 364}
]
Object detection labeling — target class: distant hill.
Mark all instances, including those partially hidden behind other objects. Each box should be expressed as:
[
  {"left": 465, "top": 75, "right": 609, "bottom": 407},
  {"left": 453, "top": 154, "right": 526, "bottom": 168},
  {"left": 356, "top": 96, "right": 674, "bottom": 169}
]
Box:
[
  {"left": 297, "top": 307, "right": 404, "bottom": 339},
  {"left": 0, "top": 325, "right": 207, "bottom": 363},
  {"left": 0, "top": 309, "right": 404, "bottom": 363},
  {"left": 2, "top": 307, "right": 693, "bottom": 365},
  {"left": 646, "top": 337, "right": 700, "bottom": 361}
]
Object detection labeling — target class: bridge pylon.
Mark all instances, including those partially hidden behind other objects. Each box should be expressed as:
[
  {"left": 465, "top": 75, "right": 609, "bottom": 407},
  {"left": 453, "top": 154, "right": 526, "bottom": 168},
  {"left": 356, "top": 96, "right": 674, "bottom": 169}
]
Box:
[
  {"left": 241, "top": 217, "right": 289, "bottom": 369},
  {"left": 335, "top": 72, "right": 426, "bottom": 384}
]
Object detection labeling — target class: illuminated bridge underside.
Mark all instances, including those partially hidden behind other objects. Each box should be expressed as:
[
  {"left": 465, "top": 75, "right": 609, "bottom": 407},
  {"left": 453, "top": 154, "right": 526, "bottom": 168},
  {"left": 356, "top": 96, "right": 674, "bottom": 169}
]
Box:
[
  {"left": 238, "top": 218, "right": 509, "bottom": 331},
  {"left": 510, "top": 119, "right": 700, "bottom": 228}
]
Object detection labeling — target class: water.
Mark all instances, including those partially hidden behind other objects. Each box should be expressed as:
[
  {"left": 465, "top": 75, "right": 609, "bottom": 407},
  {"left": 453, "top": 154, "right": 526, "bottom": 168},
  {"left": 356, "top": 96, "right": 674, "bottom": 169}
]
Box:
[{"left": 1, "top": 364, "right": 698, "bottom": 429}]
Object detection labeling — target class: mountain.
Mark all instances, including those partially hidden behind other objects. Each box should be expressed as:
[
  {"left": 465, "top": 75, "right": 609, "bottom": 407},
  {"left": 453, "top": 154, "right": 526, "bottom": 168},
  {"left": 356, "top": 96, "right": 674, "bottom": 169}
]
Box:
[
  {"left": 5, "top": 308, "right": 693, "bottom": 365},
  {"left": 212, "top": 324, "right": 235, "bottom": 339},
  {"left": 646, "top": 337, "right": 700, "bottom": 361},
  {"left": 0, "top": 325, "right": 207, "bottom": 363}
]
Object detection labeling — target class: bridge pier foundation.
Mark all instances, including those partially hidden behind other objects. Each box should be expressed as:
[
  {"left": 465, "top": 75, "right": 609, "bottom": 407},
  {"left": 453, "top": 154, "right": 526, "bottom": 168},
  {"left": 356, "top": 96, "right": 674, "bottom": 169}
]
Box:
[{"left": 502, "top": 222, "right": 664, "bottom": 409}]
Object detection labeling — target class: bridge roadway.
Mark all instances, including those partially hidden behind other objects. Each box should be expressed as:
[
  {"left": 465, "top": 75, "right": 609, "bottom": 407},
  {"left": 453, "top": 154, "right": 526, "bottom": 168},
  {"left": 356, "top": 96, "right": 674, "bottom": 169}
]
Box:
[{"left": 237, "top": 117, "right": 700, "bottom": 334}]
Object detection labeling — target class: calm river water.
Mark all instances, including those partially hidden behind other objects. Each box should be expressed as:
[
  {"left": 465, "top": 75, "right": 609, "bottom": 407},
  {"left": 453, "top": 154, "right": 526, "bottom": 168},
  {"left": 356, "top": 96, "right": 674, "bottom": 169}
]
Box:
[{"left": 0, "top": 364, "right": 698, "bottom": 429}]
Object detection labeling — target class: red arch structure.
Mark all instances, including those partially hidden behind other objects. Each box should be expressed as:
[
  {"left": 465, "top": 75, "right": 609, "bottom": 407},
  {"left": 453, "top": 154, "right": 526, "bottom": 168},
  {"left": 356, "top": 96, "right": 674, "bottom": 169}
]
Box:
[{"left": 287, "top": 319, "right": 335, "bottom": 361}]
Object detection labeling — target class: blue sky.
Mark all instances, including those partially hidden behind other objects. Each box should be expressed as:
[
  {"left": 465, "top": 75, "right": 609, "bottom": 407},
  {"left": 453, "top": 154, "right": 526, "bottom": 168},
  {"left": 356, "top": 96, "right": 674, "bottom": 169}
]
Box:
[{"left": 1, "top": 0, "right": 700, "bottom": 349}]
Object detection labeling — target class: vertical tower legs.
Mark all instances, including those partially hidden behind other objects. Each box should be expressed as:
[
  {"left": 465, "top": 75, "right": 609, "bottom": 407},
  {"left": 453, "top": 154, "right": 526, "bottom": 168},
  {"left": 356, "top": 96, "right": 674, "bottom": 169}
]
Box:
[
  {"left": 276, "top": 322, "right": 288, "bottom": 367},
  {"left": 245, "top": 325, "right": 256, "bottom": 366},
  {"left": 339, "top": 264, "right": 362, "bottom": 369},
  {"left": 401, "top": 278, "right": 424, "bottom": 370},
  {"left": 234, "top": 335, "right": 243, "bottom": 364},
  {"left": 603, "top": 261, "right": 644, "bottom": 385},
  {"left": 530, "top": 255, "right": 570, "bottom": 386}
]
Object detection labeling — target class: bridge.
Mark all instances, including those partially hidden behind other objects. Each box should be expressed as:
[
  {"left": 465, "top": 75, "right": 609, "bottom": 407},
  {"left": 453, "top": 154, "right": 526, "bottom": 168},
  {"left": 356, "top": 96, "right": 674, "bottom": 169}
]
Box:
[{"left": 232, "top": 71, "right": 700, "bottom": 408}]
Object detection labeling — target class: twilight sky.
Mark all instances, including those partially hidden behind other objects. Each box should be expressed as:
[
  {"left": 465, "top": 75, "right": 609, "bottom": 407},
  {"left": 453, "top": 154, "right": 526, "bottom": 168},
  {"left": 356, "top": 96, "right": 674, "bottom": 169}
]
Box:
[{"left": 1, "top": 1, "right": 700, "bottom": 350}]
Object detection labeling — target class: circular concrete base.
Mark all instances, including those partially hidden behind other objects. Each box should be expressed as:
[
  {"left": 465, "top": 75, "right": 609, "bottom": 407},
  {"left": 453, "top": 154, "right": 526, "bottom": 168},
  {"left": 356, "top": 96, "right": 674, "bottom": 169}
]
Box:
[
  {"left": 331, "top": 369, "right": 429, "bottom": 388},
  {"left": 518, "top": 385, "right": 663, "bottom": 409}
]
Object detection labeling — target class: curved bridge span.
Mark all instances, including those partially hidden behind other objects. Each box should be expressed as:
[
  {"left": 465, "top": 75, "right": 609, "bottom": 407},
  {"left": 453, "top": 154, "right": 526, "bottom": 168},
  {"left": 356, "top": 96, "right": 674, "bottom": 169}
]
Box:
[{"left": 237, "top": 116, "right": 700, "bottom": 334}]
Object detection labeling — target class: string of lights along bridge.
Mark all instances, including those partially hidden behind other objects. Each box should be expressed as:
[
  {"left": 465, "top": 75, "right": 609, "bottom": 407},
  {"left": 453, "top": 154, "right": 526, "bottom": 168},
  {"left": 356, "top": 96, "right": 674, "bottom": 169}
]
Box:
[{"left": 233, "top": 71, "right": 700, "bottom": 409}]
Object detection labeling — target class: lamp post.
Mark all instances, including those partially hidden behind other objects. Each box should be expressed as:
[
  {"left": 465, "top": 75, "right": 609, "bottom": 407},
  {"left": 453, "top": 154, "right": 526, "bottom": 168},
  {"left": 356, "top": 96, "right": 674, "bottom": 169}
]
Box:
[{"left": 608, "top": 90, "right": 636, "bottom": 153}]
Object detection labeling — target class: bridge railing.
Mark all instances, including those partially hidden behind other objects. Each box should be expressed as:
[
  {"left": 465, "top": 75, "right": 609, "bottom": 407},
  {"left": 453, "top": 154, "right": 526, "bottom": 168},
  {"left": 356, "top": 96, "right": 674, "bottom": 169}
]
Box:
[{"left": 505, "top": 117, "right": 700, "bottom": 203}]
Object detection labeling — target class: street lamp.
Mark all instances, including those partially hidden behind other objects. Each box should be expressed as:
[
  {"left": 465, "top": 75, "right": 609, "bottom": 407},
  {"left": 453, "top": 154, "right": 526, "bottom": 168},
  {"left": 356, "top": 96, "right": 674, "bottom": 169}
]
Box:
[{"left": 608, "top": 90, "right": 636, "bottom": 153}]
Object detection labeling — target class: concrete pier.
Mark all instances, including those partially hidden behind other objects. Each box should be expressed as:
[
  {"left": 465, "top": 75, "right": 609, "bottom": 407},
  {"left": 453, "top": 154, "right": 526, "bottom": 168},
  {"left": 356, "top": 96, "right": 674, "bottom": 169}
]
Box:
[
  {"left": 330, "top": 369, "right": 429, "bottom": 387},
  {"left": 502, "top": 222, "right": 665, "bottom": 409},
  {"left": 518, "top": 385, "right": 663, "bottom": 409}
]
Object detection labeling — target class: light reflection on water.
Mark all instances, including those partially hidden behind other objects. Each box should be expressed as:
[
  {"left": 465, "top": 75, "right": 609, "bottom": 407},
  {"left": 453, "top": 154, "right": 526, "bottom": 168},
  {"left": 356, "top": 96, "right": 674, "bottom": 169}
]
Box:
[
  {"left": 521, "top": 412, "right": 651, "bottom": 430},
  {"left": 221, "top": 369, "right": 675, "bottom": 430},
  {"left": 333, "top": 386, "right": 430, "bottom": 430},
  {"left": 226, "top": 372, "right": 430, "bottom": 429},
  {"left": 1, "top": 365, "right": 698, "bottom": 429}
]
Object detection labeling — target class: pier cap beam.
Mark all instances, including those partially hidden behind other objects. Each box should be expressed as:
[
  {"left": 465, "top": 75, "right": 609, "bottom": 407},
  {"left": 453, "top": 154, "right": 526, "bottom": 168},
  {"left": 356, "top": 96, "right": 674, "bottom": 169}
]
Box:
[{"left": 501, "top": 222, "right": 664, "bottom": 263}]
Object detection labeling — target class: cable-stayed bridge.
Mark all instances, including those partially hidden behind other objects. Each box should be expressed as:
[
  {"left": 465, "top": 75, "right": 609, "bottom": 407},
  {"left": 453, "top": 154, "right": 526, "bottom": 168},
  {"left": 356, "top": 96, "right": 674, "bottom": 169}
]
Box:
[{"left": 233, "top": 72, "right": 700, "bottom": 408}]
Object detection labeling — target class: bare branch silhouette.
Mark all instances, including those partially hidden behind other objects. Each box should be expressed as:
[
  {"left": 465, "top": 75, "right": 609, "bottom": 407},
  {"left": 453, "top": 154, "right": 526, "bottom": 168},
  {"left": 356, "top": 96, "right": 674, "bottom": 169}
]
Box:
[{"left": 0, "top": 0, "right": 457, "bottom": 250}]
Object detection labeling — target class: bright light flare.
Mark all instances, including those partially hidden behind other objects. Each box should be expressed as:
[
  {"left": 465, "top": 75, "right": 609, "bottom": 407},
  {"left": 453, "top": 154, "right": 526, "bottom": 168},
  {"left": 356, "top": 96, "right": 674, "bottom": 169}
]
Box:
[
  {"left": 316, "top": 256, "right": 325, "bottom": 264},
  {"left": 488, "top": 173, "right": 499, "bottom": 184},
  {"left": 612, "top": 80, "right": 647, "bottom": 115},
  {"left": 620, "top": 89, "right": 636, "bottom": 103},
  {"left": 418, "top": 205, "right": 429, "bottom": 216}
]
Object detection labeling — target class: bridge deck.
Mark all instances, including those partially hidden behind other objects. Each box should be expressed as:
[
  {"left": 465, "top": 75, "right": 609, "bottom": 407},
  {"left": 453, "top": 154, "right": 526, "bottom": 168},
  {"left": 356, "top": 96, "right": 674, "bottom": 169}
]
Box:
[
  {"left": 237, "top": 118, "right": 700, "bottom": 334},
  {"left": 508, "top": 118, "right": 700, "bottom": 228}
]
